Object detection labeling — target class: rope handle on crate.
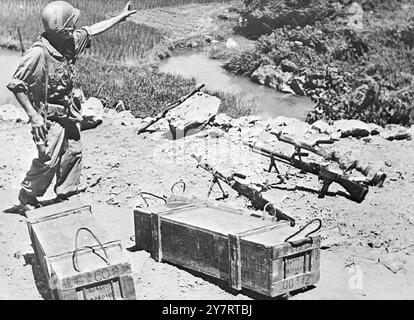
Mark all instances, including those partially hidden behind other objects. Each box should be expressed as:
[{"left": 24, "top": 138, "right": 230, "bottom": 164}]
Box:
[
  {"left": 284, "top": 218, "right": 322, "bottom": 246},
  {"left": 139, "top": 192, "right": 167, "bottom": 207},
  {"left": 171, "top": 181, "right": 186, "bottom": 195},
  {"left": 72, "top": 227, "right": 110, "bottom": 273}
]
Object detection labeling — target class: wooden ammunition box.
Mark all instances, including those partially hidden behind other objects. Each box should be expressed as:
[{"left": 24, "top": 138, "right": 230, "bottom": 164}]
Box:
[
  {"left": 134, "top": 201, "right": 321, "bottom": 297},
  {"left": 27, "top": 201, "right": 136, "bottom": 300}
]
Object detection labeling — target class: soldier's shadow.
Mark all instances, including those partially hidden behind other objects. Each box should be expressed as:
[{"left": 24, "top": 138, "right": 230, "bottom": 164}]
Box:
[{"left": 23, "top": 253, "right": 53, "bottom": 300}]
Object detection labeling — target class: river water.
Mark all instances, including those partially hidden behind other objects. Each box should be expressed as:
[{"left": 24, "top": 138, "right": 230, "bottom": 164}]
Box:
[
  {"left": 1, "top": 47, "right": 314, "bottom": 120},
  {"left": 159, "top": 51, "right": 314, "bottom": 120}
]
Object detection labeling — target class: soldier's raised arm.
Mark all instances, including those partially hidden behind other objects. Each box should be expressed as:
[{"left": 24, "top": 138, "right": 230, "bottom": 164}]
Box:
[{"left": 86, "top": 1, "right": 137, "bottom": 37}]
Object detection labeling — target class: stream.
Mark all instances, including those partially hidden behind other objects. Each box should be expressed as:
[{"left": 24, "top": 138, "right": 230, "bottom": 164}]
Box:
[
  {"left": 159, "top": 51, "right": 315, "bottom": 120},
  {"left": 1, "top": 47, "right": 315, "bottom": 120}
]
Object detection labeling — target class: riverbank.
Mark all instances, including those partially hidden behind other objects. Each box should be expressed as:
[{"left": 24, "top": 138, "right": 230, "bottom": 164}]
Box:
[
  {"left": 0, "top": 1, "right": 257, "bottom": 118},
  {"left": 222, "top": 0, "right": 414, "bottom": 127}
]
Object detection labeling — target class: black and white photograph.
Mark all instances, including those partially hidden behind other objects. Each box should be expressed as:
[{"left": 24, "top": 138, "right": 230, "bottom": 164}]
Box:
[{"left": 0, "top": 0, "right": 413, "bottom": 305}]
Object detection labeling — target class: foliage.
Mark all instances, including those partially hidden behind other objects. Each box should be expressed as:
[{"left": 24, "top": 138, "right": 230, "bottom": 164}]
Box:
[
  {"left": 225, "top": 0, "right": 414, "bottom": 126},
  {"left": 75, "top": 57, "right": 252, "bottom": 118}
]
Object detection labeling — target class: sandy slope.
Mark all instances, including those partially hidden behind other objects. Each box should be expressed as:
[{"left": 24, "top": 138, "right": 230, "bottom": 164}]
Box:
[{"left": 1, "top": 118, "right": 413, "bottom": 300}]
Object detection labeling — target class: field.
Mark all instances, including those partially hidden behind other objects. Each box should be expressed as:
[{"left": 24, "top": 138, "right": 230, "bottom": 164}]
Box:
[
  {"left": 0, "top": 0, "right": 250, "bottom": 117},
  {"left": 0, "top": 0, "right": 227, "bottom": 61}
]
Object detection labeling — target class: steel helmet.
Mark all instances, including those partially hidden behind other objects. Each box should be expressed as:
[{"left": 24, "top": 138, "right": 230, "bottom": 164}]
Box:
[{"left": 41, "top": 1, "right": 80, "bottom": 32}]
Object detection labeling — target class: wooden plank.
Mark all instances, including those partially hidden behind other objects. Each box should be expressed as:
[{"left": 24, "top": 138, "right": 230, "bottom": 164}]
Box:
[
  {"left": 134, "top": 200, "right": 321, "bottom": 298},
  {"left": 119, "top": 275, "right": 137, "bottom": 300},
  {"left": 150, "top": 213, "right": 162, "bottom": 262},
  {"left": 271, "top": 271, "right": 320, "bottom": 297},
  {"left": 161, "top": 221, "right": 229, "bottom": 279},
  {"left": 228, "top": 234, "right": 241, "bottom": 291}
]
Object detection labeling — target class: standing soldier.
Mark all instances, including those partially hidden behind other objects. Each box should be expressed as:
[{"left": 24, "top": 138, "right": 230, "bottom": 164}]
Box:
[{"left": 7, "top": 1, "right": 136, "bottom": 211}]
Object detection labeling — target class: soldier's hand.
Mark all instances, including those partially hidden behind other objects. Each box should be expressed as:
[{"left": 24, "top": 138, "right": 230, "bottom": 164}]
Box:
[
  {"left": 30, "top": 113, "right": 48, "bottom": 144},
  {"left": 120, "top": 1, "right": 137, "bottom": 21}
]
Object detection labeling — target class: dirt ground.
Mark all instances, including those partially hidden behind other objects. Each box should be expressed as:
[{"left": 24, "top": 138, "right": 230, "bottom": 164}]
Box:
[
  {"left": 1, "top": 0, "right": 413, "bottom": 301},
  {"left": 1, "top": 116, "right": 413, "bottom": 300}
]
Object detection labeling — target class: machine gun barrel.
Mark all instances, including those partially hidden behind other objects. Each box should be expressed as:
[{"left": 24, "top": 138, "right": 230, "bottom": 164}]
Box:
[
  {"left": 191, "top": 155, "right": 295, "bottom": 226},
  {"left": 244, "top": 142, "right": 368, "bottom": 203},
  {"left": 137, "top": 83, "right": 205, "bottom": 134}
]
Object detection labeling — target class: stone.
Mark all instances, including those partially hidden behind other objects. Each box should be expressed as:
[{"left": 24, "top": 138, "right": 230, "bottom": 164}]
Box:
[
  {"left": 332, "top": 119, "right": 371, "bottom": 138},
  {"left": 281, "top": 60, "right": 299, "bottom": 73},
  {"left": 225, "top": 38, "right": 237, "bottom": 49},
  {"left": 289, "top": 77, "right": 306, "bottom": 96},
  {"left": 213, "top": 113, "right": 233, "bottom": 130},
  {"left": 380, "top": 125, "right": 412, "bottom": 141},
  {"left": 80, "top": 97, "right": 104, "bottom": 130},
  {"left": 311, "top": 120, "right": 331, "bottom": 134},
  {"left": 368, "top": 123, "right": 383, "bottom": 135},
  {"left": 0, "top": 104, "right": 29, "bottom": 123},
  {"left": 165, "top": 92, "right": 221, "bottom": 139},
  {"left": 251, "top": 65, "right": 275, "bottom": 85},
  {"left": 208, "top": 127, "right": 225, "bottom": 138}
]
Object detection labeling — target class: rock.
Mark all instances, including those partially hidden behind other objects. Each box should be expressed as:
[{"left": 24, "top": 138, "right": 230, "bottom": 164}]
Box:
[
  {"left": 251, "top": 65, "right": 294, "bottom": 93},
  {"left": 380, "top": 125, "right": 412, "bottom": 141},
  {"left": 208, "top": 128, "right": 225, "bottom": 138},
  {"left": 80, "top": 97, "right": 104, "bottom": 130},
  {"left": 251, "top": 65, "right": 276, "bottom": 85},
  {"left": 332, "top": 119, "right": 371, "bottom": 138},
  {"left": 217, "top": 14, "right": 229, "bottom": 20},
  {"left": 368, "top": 123, "right": 383, "bottom": 135},
  {"left": 289, "top": 77, "right": 306, "bottom": 96},
  {"left": 103, "top": 108, "right": 118, "bottom": 119},
  {"left": 311, "top": 120, "right": 331, "bottom": 134},
  {"left": 205, "top": 35, "right": 213, "bottom": 43},
  {"left": 213, "top": 113, "right": 233, "bottom": 130},
  {"left": 347, "top": 2, "right": 363, "bottom": 31},
  {"left": 118, "top": 110, "right": 138, "bottom": 126},
  {"left": 225, "top": 38, "right": 237, "bottom": 49},
  {"left": 165, "top": 92, "right": 221, "bottom": 139},
  {"left": 241, "top": 126, "right": 266, "bottom": 140},
  {"left": 186, "top": 41, "right": 198, "bottom": 48},
  {"left": 0, "top": 104, "right": 29, "bottom": 123},
  {"left": 281, "top": 60, "right": 299, "bottom": 73}
]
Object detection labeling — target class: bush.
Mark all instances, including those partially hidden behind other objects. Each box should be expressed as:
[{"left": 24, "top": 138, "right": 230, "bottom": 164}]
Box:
[
  {"left": 225, "top": 0, "right": 414, "bottom": 126},
  {"left": 74, "top": 57, "right": 253, "bottom": 118}
]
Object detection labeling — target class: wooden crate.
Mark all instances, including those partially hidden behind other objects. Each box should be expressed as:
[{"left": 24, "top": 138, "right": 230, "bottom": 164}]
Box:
[
  {"left": 27, "top": 200, "right": 136, "bottom": 300},
  {"left": 134, "top": 200, "right": 321, "bottom": 298}
]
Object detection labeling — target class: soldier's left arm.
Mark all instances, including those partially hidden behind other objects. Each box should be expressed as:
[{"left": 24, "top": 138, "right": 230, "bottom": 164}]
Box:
[{"left": 85, "top": 1, "right": 136, "bottom": 37}]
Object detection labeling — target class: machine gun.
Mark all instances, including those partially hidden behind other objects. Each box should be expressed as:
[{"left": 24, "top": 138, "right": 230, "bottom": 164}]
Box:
[
  {"left": 271, "top": 131, "right": 387, "bottom": 187},
  {"left": 137, "top": 83, "right": 205, "bottom": 134},
  {"left": 244, "top": 142, "right": 369, "bottom": 203},
  {"left": 191, "top": 154, "right": 296, "bottom": 227}
]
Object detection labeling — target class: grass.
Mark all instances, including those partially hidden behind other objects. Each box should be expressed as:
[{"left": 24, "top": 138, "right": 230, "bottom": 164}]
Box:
[
  {"left": 0, "top": 0, "right": 251, "bottom": 118},
  {"left": 0, "top": 0, "right": 229, "bottom": 62}
]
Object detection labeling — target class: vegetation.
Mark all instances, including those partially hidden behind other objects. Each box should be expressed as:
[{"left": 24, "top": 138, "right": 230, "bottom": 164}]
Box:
[
  {"left": 225, "top": 0, "right": 414, "bottom": 126},
  {"left": 1, "top": 0, "right": 251, "bottom": 118}
]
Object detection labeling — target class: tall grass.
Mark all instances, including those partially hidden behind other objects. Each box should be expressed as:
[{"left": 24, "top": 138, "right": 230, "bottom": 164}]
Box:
[{"left": 0, "top": 0, "right": 227, "bottom": 62}]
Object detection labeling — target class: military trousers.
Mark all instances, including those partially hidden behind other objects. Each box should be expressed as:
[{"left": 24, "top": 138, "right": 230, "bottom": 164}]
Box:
[{"left": 21, "top": 118, "right": 82, "bottom": 198}]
